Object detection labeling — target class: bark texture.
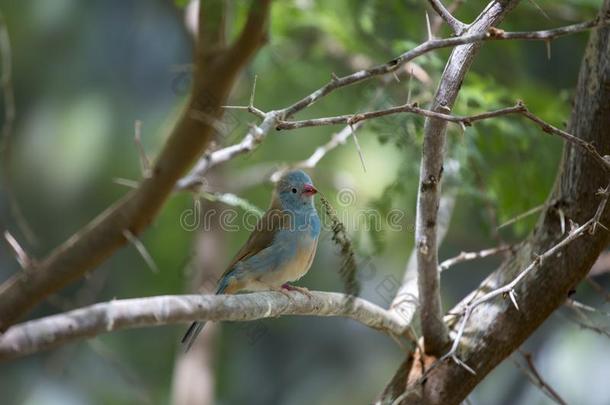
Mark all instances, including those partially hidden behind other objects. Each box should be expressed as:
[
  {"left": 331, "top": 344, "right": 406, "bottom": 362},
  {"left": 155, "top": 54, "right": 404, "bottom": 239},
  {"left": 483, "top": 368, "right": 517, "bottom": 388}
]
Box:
[
  {"left": 416, "top": 0, "right": 520, "bottom": 355},
  {"left": 380, "top": 2, "right": 610, "bottom": 403},
  {"left": 0, "top": 1, "right": 271, "bottom": 331}
]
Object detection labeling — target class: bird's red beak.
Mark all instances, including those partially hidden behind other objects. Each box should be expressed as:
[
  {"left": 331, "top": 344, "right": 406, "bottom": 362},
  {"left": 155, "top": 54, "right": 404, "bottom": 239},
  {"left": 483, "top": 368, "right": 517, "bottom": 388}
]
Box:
[{"left": 302, "top": 184, "right": 318, "bottom": 196}]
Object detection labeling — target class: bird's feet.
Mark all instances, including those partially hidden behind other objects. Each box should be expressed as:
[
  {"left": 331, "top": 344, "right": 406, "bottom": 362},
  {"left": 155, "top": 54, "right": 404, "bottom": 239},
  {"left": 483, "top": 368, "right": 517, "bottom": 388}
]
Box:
[{"left": 281, "top": 283, "right": 313, "bottom": 298}]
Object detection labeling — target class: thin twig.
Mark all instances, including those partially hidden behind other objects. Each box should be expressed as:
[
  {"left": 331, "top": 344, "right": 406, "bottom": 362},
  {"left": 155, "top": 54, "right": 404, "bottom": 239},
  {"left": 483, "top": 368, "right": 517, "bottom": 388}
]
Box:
[
  {"left": 3, "top": 231, "right": 31, "bottom": 268},
  {"left": 294, "top": 68, "right": 411, "bottom": 172},
  {"left": 350, "top": 125, "right": 367, "bottom": 172},
  {"left": 439, "top": 245, "right": 512, "bottom": 271},
  {"left": 431, "top": 0, "right": 466, "bottom": 35},
  {"left": 566, "top": 298, "right": 610, "bottom": 318},
  {"left": 179, "top": 18, "right": 608, "bottom": 191},
  {"left": 428, "top": 0, "right": 467, "bottom": 35},
  {"left": 276, "top": 102, "right": 523, "bottom": 129},
  {"left": 527, "top": 0, "right": 550, "bottom": 21},
  {"left": 497, "top": 203, "right": 546, "bottom": 230},
  {"left": 199, "top": 191, "right": 264, "bottom": 217},
  {"left": 282, "top": 17, "right": 608, "bottom": 118},
  {"left": 275, "top": 101, "right": 610, "bottom": 173},
  {"left": 296, "top": 123, "right": 364, "bottom": 170},
  {"left": 561, "top": 306, "right": 610, "bottom": 339},
  {"left": 586, "top": 277, "right": 610, "bottom": 303},
  {"left": 442, "top": 183, "right": 610, "bottom": 373},
  {"left": 512, "top": 350, "right": 567, "bottom": 405}
]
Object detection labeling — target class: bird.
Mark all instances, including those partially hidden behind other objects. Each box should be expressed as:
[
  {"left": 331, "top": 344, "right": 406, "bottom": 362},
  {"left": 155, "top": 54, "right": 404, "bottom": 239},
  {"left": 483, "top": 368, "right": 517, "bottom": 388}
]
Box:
[{"left": 181, "top": 170, "right": 321, "bottom": 351}]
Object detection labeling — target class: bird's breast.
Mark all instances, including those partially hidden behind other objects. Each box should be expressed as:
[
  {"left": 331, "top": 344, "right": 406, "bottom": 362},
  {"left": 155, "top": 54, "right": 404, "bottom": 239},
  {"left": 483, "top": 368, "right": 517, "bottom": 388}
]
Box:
[{"left": 281, "top": 234, "right": 318, "bottom": 283}]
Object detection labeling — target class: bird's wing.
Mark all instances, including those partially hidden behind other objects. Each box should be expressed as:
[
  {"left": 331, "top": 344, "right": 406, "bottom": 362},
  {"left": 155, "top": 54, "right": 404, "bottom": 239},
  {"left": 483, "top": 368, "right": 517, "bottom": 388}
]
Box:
[{"left": 219, "top": 195, "right": 289, "bottom": 279}]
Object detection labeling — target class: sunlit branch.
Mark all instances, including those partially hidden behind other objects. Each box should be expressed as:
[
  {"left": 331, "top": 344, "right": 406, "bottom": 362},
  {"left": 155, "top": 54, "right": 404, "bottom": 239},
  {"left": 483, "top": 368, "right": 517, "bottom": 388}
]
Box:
[
  {"left": 275, "top": 101, "right": 610, "bottom": 173},
  {"left": 0, "top": 291, "right": 411, "bottom": 361},
  {"left": 177, "top": 17, "right": 608, "bottom": 193},
  {"left": 439, "top": 245, "right": 512, "bottom": 271}
]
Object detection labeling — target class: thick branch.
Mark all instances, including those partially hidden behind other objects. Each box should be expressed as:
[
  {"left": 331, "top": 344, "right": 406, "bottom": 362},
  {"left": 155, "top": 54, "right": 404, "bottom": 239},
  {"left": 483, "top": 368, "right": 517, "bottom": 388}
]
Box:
[
  {"left": 390, "top": 192, "right": 457, "bottom": 330},
  {"left": 0, "top": 1, "right": 271, "bottom": 331},
  {"left": 0, "top": 291, "right": 409, "bottom": 361},
  {"left": 416, "top": 0, "right": 521, "bottom": 356},
  {"left": 382, "top": 1, "right": 610, "bottom": 403}
]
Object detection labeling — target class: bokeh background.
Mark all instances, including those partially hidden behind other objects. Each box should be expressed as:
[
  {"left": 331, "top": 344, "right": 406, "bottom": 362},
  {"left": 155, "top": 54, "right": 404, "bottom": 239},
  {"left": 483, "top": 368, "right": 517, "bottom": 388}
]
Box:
[{"left": 1, "top": 1, "right": 609, "bottom": 404}]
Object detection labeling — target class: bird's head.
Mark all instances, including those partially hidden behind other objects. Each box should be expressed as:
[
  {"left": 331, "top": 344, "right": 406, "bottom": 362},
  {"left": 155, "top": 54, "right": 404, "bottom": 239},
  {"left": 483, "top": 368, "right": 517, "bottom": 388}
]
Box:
[{"left": 276, "top": 170, "right": 318, "bottom": 210}]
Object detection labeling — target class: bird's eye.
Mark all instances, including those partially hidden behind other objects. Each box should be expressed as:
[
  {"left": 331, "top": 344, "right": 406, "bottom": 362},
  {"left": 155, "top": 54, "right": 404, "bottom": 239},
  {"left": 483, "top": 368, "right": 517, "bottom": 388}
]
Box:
[{"left": 291, "top": 188, "right": 297, "bottom": 194}]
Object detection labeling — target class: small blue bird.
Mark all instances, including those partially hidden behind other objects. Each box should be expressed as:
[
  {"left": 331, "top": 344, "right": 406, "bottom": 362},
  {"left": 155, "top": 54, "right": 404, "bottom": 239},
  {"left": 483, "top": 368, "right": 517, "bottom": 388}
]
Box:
[{"left": 182, "top": 170, "right": 321, "bottom": 350}]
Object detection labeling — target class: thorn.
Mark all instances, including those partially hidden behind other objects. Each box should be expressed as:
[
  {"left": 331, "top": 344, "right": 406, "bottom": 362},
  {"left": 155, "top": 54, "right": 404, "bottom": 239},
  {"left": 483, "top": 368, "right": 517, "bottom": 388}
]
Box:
[
  {"left": 438, "top": 104, "right": 451, "bottom": 114},
  {"left": 451, "top": 355, "right": 476, "bottom": 375},
  {"left": 406, "top": 67, "right": 413, "bottom": 104},
  {"left": 330, "top": 72, "right": 339, "bottom": 82},
  {"left": 249, "top": 74, "right": 258, "bottom": 108},
  {"left": 123, "top": 230, "right": 159, "bottom": 273},
  {"left": 545, "top": 39, "right": 551, "bottom": 61},
  {"left": 349, "top": 124, "right": 367, "bottom": 173},
  {"left": 458, "top": 121, "right": 467, "bottom": 136},
  {"left": 134, "top": 120, "right": 151, "bottom": 178},
  {"left": 509, "top": 290, "right": 520, "bottom": 311},
  {"left": 112, "top": 177, "right": 140, "bottom": 188},
  {"left": 3, "top": 230, "right": 31, "bottom": 268},
  {"left": 425, "top": 11, "right": 433, "bottom": 41},
  {"left": 528, "top": 0, "right": 551, "bottom": 20},
  {"left": 392, "top": 71, "right": 400, "bottom": 83},
  {"left": 220, "top": 105, "right": 249, "bottom": 110},
  {"left": 558, "top": 208, "right": 565, "bottom": 235}
]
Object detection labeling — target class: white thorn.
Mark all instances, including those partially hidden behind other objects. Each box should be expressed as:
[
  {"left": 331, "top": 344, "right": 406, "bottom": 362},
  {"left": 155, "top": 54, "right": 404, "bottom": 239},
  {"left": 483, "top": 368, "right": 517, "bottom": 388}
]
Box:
[
  {"left": 425, "top": 11, "right": 433, "bottom": 41},
  {"left": 509, "top": 290, "right": 520, "bottom": 311},
  {"left": 123, "top": 230, "right": 159, "bottom": 273}
]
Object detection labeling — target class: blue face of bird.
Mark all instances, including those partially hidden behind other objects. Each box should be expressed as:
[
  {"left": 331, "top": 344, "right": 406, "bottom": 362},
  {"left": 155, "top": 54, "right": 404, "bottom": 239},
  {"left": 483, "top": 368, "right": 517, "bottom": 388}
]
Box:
[{"left": 276, "top": 170, "right": 318, "bottom": 209}]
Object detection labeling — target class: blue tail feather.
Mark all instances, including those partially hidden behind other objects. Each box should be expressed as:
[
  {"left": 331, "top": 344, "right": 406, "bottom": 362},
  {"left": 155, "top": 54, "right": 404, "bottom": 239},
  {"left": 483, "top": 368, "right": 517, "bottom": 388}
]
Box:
[{"left": 181, "top": 275, "right": 230, "bottom": 352}]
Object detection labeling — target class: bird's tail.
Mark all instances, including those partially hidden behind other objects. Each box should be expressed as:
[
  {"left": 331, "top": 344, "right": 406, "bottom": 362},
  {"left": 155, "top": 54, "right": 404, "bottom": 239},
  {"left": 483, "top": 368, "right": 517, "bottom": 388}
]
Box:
[{"left": 181, "top": 281, "right": 229, "bottom": 352}]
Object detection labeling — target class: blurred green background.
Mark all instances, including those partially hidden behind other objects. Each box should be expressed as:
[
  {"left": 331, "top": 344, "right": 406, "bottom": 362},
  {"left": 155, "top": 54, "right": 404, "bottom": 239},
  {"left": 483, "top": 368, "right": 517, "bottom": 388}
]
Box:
[{"left": 1, "top": 0, "right": 609, "bottom": 404}]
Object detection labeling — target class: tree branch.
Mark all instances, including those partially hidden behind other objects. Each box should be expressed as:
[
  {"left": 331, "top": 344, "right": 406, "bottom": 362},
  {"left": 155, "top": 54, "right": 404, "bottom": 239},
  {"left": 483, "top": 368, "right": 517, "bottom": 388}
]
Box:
[
  {"left": 0, "top": 0, "right": 271, "bottom": 331},
  {"left": 381, "top": 1, "right": 610, "bottom": 401},
  {"left": 443, "top": 212, "right": 603, "bottom": 374},
  {"left": 275, "top": 101, "right": 610, "bottom": 173},
  {"left": 415, "top": 0, "right": 521, "bottom": 356},
  {"left": 390, "top": 191, "right": 457, "bottom": 332},
  {"left": 438, "top": 245, "right": 512, "bottom": 272},
  {"left": 177, "top": 17, "right": 607, "bottom": 191},
  {"left": 512, "top": 350, "right": 567, "bottom": 405},
  {"left": 428, "top": 0, "right": 467, "bottom": 35},
  {"left": 0, "top": 291, "right": 410, "bottom": 361}
]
